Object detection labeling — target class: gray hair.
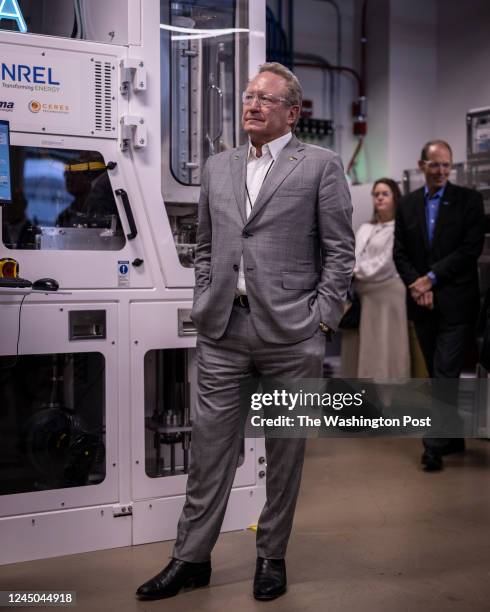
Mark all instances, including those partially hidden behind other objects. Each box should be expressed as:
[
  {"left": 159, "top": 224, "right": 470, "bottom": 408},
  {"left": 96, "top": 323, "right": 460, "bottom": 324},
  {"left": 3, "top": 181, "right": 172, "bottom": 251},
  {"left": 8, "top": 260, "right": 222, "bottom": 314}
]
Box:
[{"left": 258, "top": 62, "right": 303, "bottom": 109}]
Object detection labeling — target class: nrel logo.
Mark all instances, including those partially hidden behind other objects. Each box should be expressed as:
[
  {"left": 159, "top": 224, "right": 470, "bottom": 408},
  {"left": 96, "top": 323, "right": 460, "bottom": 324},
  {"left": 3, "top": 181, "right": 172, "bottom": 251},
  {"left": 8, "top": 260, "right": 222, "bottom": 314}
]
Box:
[
  {"left": 0, "top": 0, "right": 27, "bottom": 33},
  {"left": 1, "top": 63, "right": 60, "bottom": 86}
]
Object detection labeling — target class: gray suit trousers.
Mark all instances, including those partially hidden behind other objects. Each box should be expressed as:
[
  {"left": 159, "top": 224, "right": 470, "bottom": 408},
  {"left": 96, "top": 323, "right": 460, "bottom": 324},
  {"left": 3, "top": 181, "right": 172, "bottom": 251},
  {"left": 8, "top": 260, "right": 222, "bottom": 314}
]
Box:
[{"left": 173, "top": 304, "right": 326, "bottom": 562}]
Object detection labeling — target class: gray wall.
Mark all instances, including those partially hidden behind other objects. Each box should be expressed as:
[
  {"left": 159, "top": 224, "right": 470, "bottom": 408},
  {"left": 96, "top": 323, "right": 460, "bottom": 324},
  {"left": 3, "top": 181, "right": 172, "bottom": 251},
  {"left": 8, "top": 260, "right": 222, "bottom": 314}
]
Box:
[
  {"left": 268, "top": 0, "right": 490, "bottom": 180},
  {"left": 386, "top": 0, "right": 438, "bottom": 178},
  {"left": 386, "top": 0, "right": 490, "bottom": 175},
  {"left": 435, "top": 0, "right": 490, "bottom": 163}
]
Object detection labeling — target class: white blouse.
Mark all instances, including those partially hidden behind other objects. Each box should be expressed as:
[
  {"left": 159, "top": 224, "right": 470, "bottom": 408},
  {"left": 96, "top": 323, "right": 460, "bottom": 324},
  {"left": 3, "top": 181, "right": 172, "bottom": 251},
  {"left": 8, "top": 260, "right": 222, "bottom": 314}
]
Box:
[{"left": 354, "top": 220, "right": 399, "bottom": 282}]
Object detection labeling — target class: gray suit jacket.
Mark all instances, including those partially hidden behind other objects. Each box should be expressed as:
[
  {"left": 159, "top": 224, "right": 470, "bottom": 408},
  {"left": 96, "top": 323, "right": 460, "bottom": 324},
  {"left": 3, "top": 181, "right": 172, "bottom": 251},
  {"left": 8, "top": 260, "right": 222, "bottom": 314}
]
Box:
[{"left": 191, "top": 135, "right": 355, "bottom": 344}]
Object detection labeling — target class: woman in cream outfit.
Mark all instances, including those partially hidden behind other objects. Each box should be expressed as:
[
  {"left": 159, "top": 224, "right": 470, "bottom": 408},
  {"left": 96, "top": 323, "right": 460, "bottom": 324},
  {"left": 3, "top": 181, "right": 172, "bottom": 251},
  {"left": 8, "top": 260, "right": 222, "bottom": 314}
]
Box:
[{"left": 341, "top": 178, "right": 410, "bottom": 379}]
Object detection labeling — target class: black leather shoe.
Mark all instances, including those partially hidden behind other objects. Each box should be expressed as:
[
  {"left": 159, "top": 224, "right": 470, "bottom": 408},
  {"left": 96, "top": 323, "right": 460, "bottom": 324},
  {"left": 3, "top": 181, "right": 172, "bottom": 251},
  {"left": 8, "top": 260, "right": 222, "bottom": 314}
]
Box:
[
  {"left": 253, "top": 557, "right": 287, "bottom": 601},
  {"left": 136, "top": 558, "right": 211, "bottom": 600},
  {"left": 421, "top": 451, "right": 443, "bottom": 471}
]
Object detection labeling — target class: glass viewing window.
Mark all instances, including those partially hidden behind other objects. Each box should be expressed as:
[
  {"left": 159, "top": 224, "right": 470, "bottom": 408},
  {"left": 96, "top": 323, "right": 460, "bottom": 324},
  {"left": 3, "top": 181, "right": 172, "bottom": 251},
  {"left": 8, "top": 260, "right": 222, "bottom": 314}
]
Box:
[{"left": 1, "top": 146, "right": 125, "bottom": 251}]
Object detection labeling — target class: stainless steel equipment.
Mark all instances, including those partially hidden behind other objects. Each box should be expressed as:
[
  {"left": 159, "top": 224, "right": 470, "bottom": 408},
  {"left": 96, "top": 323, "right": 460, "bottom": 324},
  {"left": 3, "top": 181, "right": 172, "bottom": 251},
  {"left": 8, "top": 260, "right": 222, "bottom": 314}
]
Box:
[{"left": 466, "top": 107, "right": 490, "bottom": 215}]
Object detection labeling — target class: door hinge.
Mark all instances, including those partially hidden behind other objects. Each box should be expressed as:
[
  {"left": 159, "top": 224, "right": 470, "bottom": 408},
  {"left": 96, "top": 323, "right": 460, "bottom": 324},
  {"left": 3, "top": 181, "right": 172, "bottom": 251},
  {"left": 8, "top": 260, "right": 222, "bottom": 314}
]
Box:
[
  {"left": 120, "top": 59, "right": 147, "bottom": 95},
  {"left": 120, "top": 115, "right": 147, "bottom": 151}
]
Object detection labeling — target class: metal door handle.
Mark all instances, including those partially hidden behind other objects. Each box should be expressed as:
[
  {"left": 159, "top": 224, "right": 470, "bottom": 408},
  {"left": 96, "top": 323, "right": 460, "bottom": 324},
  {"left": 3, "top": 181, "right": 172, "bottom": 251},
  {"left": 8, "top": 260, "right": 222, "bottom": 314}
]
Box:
[
  {"left": 115, "top": 188, "right": 138, "bottom": 240},
  {"left": 207, "top": 84, "right": 223, "bottom": 154}
]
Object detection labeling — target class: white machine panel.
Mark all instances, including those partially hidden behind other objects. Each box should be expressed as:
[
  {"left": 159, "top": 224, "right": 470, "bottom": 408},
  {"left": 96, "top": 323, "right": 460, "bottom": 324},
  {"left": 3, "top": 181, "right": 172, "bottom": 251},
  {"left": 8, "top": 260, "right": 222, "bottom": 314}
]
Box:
[
  {"left": 133, "top": 485, "right": 266, "bottom": 545},
  {"left": 0, "top": 505, "right": 132, "bottom": 565},
  {"left": 0, "top": 302, "right": 120, "bottom": 519},
  {"left": 130, "top": 301, "right": 262, "bottom": 501},
  {"left": 0, "top": 44, "right": 117, "bottom": 138}
]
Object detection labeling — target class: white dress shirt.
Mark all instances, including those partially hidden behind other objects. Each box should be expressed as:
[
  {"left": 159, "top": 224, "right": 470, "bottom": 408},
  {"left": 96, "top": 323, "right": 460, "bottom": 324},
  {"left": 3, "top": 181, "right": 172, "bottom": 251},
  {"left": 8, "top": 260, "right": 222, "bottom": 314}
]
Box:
[{"left": 236, "top": 130, "right": 293, "bottom": 295}]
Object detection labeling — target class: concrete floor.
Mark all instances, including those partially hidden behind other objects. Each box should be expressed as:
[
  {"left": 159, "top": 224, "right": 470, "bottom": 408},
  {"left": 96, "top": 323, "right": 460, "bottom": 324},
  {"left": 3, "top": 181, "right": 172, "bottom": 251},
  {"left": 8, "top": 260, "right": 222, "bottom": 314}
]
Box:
[{"left": 3, "top": 438, "right": 490, "bottom": 612}]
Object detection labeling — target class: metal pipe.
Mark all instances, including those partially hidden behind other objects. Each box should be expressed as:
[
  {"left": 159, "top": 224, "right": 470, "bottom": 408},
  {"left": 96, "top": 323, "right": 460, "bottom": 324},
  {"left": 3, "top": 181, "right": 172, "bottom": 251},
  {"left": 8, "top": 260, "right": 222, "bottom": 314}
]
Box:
[
  {"left": 346, "top": 137, "right": 364, "bottom": 176},
  {"left": 315, "top": 0, "right": 342, "bottom": 69},
  {"left": 293, "top": 54, "right": 362, "bottom": 95},
  {"left": 360, "top": 0, "right": 368, "bottom": 98},
  {"left": 314, "top": 0, "right": 342, "bottom": 148}
]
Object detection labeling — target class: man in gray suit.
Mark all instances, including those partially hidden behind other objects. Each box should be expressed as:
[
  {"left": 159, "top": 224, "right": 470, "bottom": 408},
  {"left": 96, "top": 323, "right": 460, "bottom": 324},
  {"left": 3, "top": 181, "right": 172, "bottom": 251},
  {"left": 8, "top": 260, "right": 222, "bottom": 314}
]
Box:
[{"left": 137, "top": 62, "right": 355, "bottom": 601}]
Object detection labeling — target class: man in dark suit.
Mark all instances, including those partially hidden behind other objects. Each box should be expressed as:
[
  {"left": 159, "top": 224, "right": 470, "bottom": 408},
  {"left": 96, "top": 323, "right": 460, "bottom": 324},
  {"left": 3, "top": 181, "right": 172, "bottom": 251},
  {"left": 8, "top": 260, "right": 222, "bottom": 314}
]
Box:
[
  {"left": 136, "top": 62, "right": 354, "bottom": 601},
  {"left": 394, "top": 140, "right": 485, "bottom": 471}
]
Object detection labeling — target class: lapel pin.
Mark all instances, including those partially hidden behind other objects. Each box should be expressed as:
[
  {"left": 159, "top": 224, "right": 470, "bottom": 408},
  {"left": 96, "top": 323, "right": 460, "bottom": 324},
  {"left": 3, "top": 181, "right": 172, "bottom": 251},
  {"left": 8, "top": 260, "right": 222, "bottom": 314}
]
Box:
[{"left": 289, "top": 156, "right": 297, "bottom": 161}]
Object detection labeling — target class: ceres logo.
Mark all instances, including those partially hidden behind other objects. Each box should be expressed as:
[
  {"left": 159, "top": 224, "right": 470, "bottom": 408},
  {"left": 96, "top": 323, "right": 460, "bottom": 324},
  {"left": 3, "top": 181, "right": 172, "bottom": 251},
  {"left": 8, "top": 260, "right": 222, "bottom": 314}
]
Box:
[{"left": 28, "top": 100, "right": 41, "bottom": 113}]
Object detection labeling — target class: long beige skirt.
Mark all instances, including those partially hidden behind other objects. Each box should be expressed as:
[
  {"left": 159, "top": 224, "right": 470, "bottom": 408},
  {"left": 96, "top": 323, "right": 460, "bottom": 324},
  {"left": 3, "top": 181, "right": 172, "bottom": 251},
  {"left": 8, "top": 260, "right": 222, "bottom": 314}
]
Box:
[{"left": 341, "top": 276, "right": 410, "bottom": 379}]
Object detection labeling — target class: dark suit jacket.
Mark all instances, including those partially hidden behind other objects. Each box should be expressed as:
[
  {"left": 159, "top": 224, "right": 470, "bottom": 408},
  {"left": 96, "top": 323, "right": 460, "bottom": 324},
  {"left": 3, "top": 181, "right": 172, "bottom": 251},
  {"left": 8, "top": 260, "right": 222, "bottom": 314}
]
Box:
[{"left": 393, "top": 182, "right": 485, "bottom": 324}]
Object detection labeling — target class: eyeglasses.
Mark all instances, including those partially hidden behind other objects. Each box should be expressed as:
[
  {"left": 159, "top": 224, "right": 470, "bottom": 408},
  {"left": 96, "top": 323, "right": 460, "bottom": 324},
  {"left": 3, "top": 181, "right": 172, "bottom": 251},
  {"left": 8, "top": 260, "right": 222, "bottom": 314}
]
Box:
[
  {"left": 423, "top": 161, "right": 451, "bottom": 170},
  {"left": 242, "top": 91, "right": 290, "bottom": 107}
]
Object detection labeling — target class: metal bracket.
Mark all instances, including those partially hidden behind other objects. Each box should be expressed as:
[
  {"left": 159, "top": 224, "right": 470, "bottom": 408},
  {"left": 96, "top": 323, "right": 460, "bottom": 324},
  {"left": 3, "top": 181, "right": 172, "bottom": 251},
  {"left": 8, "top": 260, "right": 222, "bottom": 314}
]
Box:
[
  {"left": 120, "top": 115, "right": 147, "bottom": 151},
  {"left": 112, "top": 503, "right": 133, "bottom": 517},
  {"left": 183, "top": 161, "right": 199, "bottom": 170},
  {"left": 120, "top": 58, "right": 147, "bottom": 95}
]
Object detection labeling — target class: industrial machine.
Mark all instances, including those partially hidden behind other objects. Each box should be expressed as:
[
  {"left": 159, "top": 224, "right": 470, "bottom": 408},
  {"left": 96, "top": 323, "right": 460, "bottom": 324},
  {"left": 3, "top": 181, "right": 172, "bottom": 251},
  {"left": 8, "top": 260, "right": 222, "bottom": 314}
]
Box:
[
  {"left": 466, "top": 108, "right": 490, "bottom": 434},
  {"left": 466, "top": 106, "right": 490, "bottom": 210},
  {"left": 0, "top": 0, "right": 266, "bottom": 564},
  {"left": 466, "top": 107, "right": 490, "bottom": 296}
]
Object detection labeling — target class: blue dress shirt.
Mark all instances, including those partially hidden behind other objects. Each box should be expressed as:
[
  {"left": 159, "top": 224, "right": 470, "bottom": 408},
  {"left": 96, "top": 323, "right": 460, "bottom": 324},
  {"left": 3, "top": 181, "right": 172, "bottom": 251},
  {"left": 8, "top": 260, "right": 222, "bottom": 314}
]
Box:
[{"left": 424, "top": 185, "right": 445, "bottom": 285}]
